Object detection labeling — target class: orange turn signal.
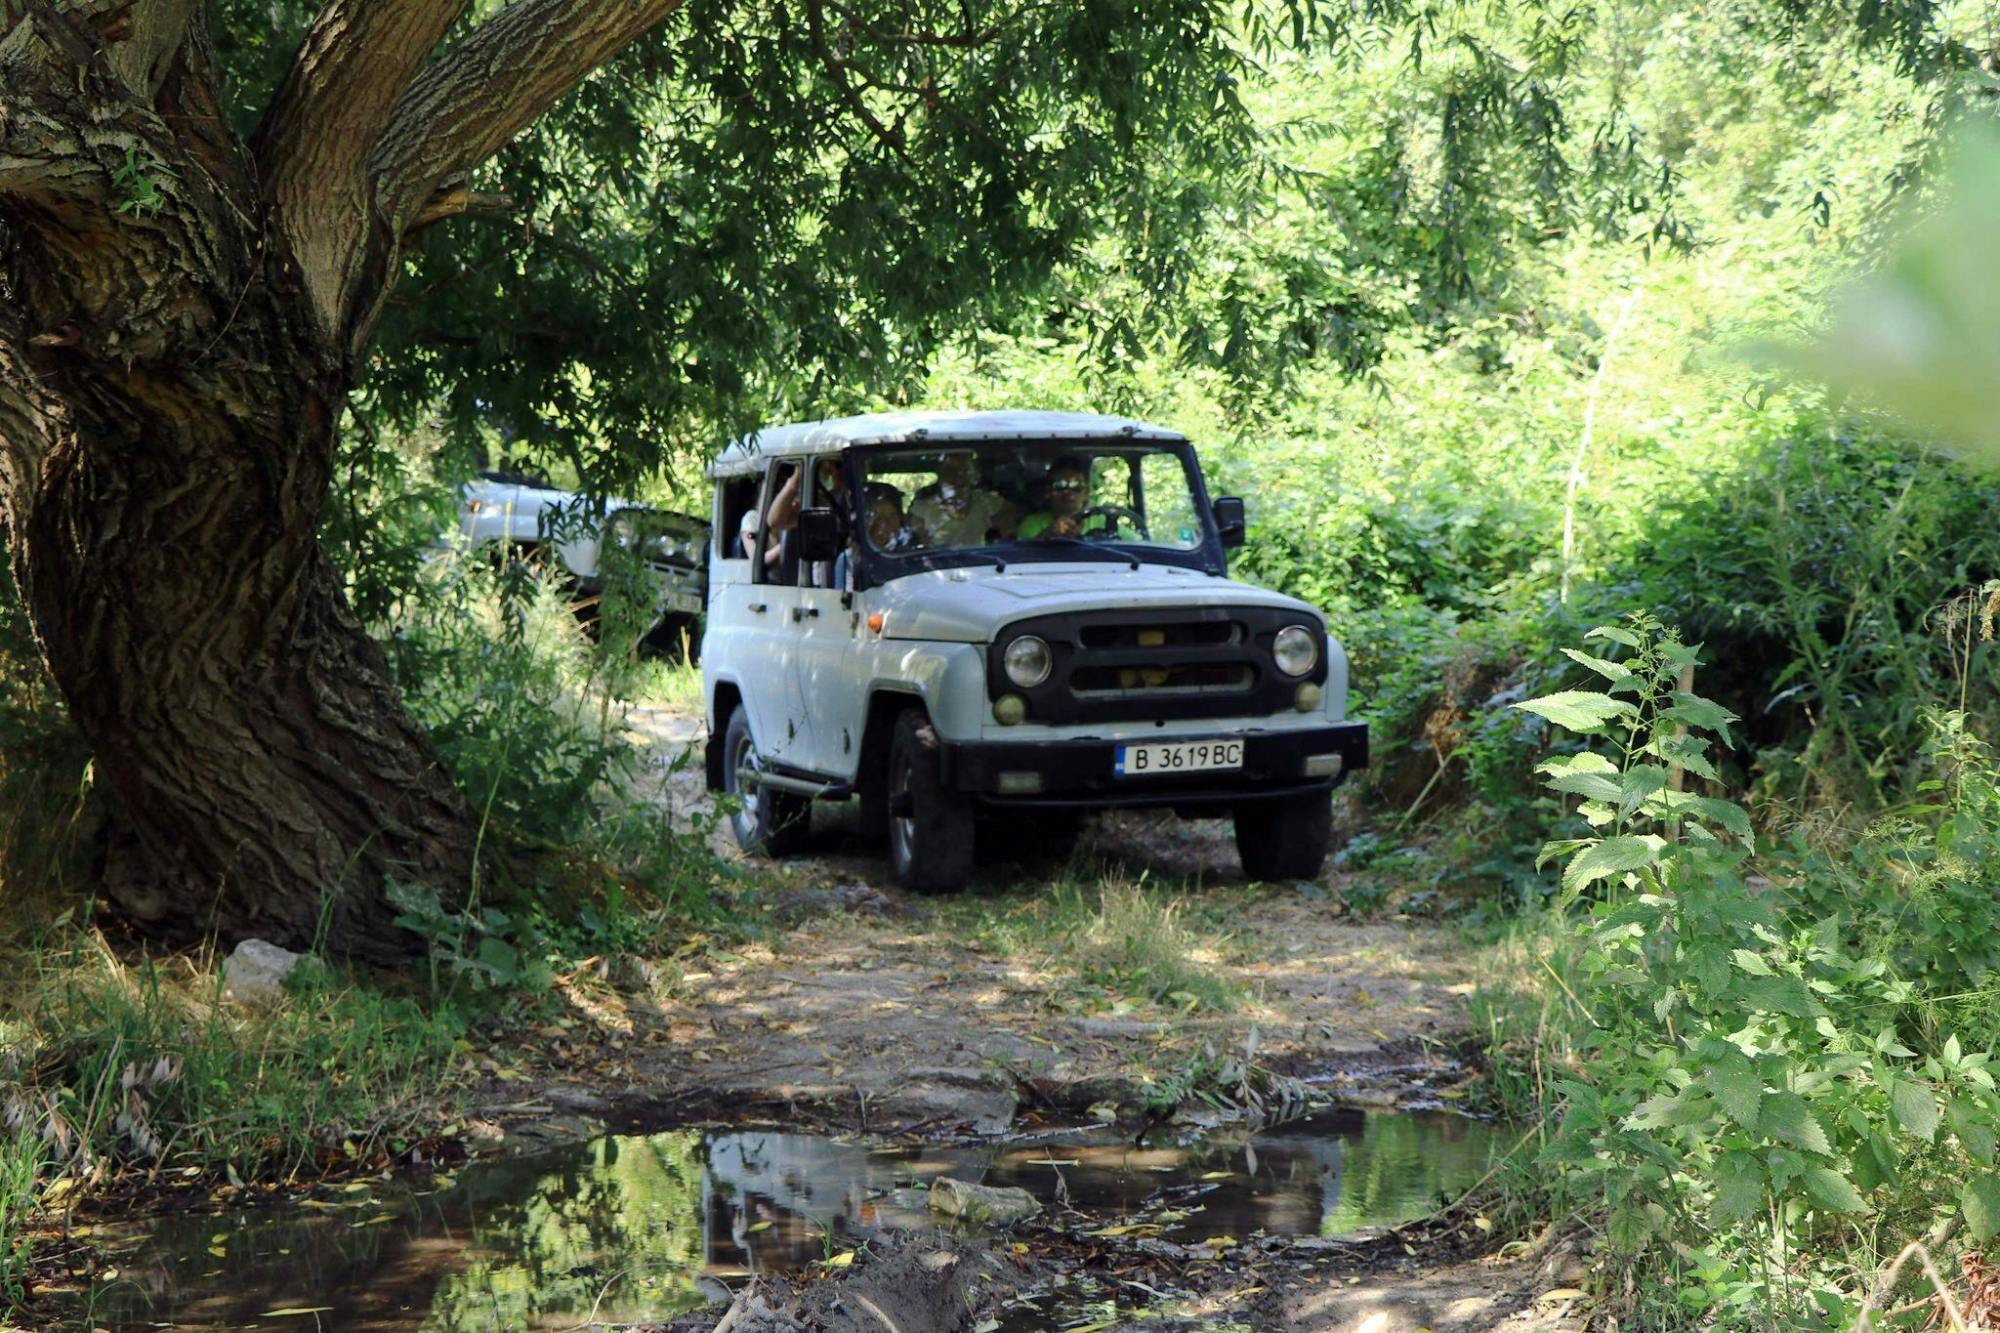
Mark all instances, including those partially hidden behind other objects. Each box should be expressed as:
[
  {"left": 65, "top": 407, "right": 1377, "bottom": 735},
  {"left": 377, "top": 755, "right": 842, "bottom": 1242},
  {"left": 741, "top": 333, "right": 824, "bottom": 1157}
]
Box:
[{"left": 866, "top": 612, "right": 886, "bottom": 634}]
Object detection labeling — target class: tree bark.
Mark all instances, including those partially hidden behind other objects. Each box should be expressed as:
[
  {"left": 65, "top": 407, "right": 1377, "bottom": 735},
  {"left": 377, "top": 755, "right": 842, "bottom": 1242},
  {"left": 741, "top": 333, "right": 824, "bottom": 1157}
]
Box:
[
  {"left": 0, "top": 10, "right": 475, "bottom": 956},
  {"left": 0, "top": 0, "right": 679, "bottom": 955}
]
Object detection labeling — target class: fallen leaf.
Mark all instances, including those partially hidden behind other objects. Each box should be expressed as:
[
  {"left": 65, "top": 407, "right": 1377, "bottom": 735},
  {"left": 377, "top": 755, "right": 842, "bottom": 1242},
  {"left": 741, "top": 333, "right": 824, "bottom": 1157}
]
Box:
[{"left": 825, "top": 1250, "right": 856, "bottom": 1269}]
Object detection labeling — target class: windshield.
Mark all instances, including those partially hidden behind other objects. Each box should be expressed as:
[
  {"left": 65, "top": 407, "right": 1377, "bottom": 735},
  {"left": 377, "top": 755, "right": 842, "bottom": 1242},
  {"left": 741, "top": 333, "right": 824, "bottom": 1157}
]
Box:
[{"left": 855, "top": 442, "right": 1213, "bottom": 560}]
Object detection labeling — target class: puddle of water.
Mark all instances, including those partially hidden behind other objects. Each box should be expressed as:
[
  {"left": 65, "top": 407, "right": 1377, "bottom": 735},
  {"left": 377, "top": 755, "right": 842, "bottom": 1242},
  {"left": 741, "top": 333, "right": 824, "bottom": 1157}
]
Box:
[{"left": 75, "top": 1108, "right": 1507, "bottom": 1330}]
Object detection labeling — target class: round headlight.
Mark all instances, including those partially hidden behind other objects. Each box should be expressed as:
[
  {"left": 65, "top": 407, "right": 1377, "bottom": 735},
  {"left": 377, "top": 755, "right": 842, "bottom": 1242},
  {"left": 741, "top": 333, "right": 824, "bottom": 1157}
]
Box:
[
  {"left": 1003, "top": 635, "right": 1052, "bottom": 688},
  {"left": 1273, "top": 625, "right": 1318, "bottom": 678}
]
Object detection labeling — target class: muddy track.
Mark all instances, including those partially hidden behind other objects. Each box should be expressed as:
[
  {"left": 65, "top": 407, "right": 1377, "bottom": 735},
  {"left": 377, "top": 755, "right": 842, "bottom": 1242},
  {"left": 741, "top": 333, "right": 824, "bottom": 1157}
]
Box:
[{"left": 452, "top": 704, "right": 1582, "bottom": 1331}]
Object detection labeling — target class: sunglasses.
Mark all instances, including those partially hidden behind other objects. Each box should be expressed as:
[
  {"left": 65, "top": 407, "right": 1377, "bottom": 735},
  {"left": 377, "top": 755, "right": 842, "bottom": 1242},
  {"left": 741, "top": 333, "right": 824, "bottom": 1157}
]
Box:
[{"left": 1051, "top": 479, "right": 1086, "bottom": 493}]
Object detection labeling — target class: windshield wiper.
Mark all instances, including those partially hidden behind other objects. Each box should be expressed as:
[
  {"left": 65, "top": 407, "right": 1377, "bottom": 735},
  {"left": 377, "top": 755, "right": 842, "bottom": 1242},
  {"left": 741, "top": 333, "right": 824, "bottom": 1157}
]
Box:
[{"left": 1025, "top": 536, "right": 1140, "bottom": 571}]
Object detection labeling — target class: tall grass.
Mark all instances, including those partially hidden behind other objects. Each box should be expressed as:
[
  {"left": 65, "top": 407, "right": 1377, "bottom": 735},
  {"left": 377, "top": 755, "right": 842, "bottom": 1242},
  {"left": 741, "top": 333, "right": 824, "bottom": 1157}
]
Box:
[{"left": 0, "top": 928, "right": 465, "bottom": 1186}]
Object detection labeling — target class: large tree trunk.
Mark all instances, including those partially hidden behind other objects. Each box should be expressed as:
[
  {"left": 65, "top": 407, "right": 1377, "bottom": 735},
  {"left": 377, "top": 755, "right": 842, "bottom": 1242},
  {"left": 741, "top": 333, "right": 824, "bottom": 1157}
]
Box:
[
  {"left": 0, "top": 14, "right": 476, "bottom": 956},
  {"left": 0, "top": 0, "right": 681, "bottom": 954}
]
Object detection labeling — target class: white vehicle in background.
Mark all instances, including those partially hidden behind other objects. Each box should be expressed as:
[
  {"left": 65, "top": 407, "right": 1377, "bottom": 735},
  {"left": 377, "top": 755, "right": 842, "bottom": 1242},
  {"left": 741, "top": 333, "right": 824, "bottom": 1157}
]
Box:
[
  {"left": 456, "top": 468, "right": 709, "bottom": 651},
  {"left": 698, "top": 410, "right": 1369, "bottom": 891}
]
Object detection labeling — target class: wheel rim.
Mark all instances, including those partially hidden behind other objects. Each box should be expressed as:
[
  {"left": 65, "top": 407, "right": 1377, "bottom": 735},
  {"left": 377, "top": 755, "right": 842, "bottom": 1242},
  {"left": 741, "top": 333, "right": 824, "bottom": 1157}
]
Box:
[
  {"left": 889, "top": 747, "right": 916, "bottom": 871},
  {"left": 728, "top": 728, "right": 761, "bottom": 847}
]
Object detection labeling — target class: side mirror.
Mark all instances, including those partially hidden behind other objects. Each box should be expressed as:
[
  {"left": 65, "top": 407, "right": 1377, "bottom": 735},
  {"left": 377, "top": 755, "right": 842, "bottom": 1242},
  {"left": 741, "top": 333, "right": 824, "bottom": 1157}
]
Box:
[
  {"left": 796, "top": 507, "right": 843, "bottom": 563},
  {"left": 1212, "top": 496, "right": 1247, "bottom": 549}
]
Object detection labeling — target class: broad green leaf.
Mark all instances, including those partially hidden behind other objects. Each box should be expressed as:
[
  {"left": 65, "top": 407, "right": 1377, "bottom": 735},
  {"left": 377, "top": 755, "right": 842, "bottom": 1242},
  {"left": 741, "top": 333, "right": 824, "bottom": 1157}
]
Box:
[
  {"left": 1585, "top": 625, "right": 1642, "bottom": 648},
  {"left": 1712, "top": 1152, "right": 1763, "bottom": 1223},
  {"left": 1617, "top": 765, "right": 1668, "bottom": 814},
  {"left": 1739, "top": 976, "right": 1820, "bottom": 1019},
  {"left": 1963, "top": 1175, "right": 2000, "bottom": 1243},
  {"left": 1514, "top": 691, "right": 1637, "bottom": 734},
  {"left": 1561, "top": 647, "right": 1634, "bottom": 684},
  {"left": 1665, "top": 691, "right": 1738, "bottom": 744},
  {"left": 1800, "top": 1167, "right": 1869, "bottom": 1215},
  {"left": 1562, "top": 835, "right": 1664, "bottom": 891},
  {"left": 1760, "top": 1092, "right": 1833, "bottom": 1155},
  {"left": 1867, "top": 1132, "right": 1901, "bottom": 1190},
  {"left": 1730, "top": 949, "right": 1774, "bottom": 977},
  {"left": 1544, "top": 771, "right": 1622, "bottom": 802},
  {"left": 1950, "top": 1100, "right": 1997, "bottom": 1165},
  {"left": 1689, "top": 797, "right": 1752, "bottom": 842},
  {"left": 1711, "top": 1055, "right": 1764, "bottom": 1130},
  {"left": 1889, "top": 1079, "right": 1939, "bottom": 1143},
  {"left": 1537, "top": 752, "right": 1619, "bottom": 776},
  {"left": 1852, "top": 1139, "right": 1886, "bottom": 1193}
]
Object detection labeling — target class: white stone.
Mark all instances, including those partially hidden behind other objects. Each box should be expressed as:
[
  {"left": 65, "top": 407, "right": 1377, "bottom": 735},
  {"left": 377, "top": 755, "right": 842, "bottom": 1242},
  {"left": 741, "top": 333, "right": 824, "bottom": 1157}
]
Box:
[
  {"left": 222, "top": 939, "right": 304, "bottom": 1003},
  {"left": 927, "top": 1176, "right": 1041, "bottom": 1226}
]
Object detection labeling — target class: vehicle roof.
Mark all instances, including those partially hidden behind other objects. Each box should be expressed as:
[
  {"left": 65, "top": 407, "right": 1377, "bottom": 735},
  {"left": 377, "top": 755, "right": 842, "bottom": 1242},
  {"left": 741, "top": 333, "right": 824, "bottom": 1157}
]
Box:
[{"left": 707, "top": 410, "right": 1187, "bottom": 478}]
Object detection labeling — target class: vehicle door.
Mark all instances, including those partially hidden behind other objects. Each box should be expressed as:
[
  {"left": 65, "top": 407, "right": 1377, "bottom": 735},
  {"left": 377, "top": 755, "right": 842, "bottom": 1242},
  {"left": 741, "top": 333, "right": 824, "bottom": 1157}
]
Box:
[
  {"left": 721, "top": 463, "right": 809, "bottom": 769},
  {"left": 789, "top": 454, "right": 866, "bottom": 779}
]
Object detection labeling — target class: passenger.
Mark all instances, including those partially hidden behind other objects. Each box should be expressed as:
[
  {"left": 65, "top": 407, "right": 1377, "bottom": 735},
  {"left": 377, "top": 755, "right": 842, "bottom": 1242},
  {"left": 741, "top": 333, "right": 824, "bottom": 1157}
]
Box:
[
  {"left": 760, "top": 459, "right": 847, "bottom": 576},
  {"left": 907, "top": 452, "right": 1017, "bottom": 547},
  {"left": 863, "top": 482, "right": 913, "bottom": 551},
  {"left": 1017, "top": 457, "right": 1091, "bottom": 540}
]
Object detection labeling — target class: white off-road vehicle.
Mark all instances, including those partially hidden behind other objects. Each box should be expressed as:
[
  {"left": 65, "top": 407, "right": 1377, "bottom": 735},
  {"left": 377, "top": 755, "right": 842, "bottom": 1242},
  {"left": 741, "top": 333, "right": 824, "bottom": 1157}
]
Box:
[
  {"left": 699, "top": 411, "right": 1367, "bottom": 889},
  {"left": 457, "top": 469, "right": 708, "bottom": 648}
]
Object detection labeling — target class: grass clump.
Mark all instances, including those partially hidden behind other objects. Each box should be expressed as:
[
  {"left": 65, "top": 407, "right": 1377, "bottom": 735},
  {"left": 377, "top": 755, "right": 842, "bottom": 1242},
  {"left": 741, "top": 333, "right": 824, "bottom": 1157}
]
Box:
[
  {"left": 0, "top": 927, "right": 466, "bottom": 1190},
  {"left": 1070, "top": 881, "right": 1243, "bottom": 1014}
]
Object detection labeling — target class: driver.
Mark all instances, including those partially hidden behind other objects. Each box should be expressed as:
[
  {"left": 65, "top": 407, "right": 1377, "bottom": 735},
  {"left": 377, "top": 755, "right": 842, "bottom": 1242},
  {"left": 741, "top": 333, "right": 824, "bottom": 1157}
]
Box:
[{"left": 1017, "top": 457, "right": 1093, "bottom": 540}]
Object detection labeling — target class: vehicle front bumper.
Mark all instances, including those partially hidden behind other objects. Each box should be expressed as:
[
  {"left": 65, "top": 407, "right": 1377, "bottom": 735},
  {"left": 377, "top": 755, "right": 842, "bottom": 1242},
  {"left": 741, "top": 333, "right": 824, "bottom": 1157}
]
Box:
[{"left": 937, "top": 722, "right": 1368, "bottom": 809}]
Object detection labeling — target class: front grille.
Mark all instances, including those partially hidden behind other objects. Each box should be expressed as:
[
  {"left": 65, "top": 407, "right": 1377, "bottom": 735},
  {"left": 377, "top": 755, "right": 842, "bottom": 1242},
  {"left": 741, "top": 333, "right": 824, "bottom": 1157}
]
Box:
[
  {"left": 1071, "top": 664, "right": 1255, "bottom": 696},
  {"left": 990, "top": 606, "right": 1325, "bottom": 725},
  {"left": 1079, "top": 621, "right": 1242, "bottom": 649}
]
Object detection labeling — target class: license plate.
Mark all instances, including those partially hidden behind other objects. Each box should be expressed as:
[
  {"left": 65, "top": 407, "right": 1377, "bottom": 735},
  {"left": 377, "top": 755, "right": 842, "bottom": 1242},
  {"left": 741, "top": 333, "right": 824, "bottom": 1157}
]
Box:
[{"left": 1114, "top": 739, "right": 1244, "bottom": 777}]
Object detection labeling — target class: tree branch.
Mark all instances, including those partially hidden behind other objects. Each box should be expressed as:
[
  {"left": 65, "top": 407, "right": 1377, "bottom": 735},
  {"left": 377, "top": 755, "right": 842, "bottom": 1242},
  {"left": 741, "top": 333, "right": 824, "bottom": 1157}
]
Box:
[
  {"left": 369, "top": 0, "right": 683, "bottom": 240},
  {"left": 253, "top": 0, "right": 469, "bottom": 338},
  {"left": 99, "top": 0, "right": 201, "bottom": 100},
  {"left": 403, "top": 179, "right": 515, "bottom": 234},
  {"left": 807, "top": 0, "right": 910, "bottom": 158}
]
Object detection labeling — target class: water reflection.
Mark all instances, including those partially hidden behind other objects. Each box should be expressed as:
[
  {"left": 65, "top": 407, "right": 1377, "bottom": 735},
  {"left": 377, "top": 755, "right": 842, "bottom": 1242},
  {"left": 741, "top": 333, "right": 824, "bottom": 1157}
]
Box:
[{"left": 80, "top": 1109, "right": 1504, "bottom": 1330}]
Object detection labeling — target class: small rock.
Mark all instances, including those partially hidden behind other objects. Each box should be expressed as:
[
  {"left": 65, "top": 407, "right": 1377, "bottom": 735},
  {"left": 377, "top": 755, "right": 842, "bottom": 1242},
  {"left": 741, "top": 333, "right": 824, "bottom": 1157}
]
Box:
[
  {"left": 1073, "top": 1017, "right": 1164, "bottom": 1039},
  {"left": 928, "top": 1177, "right": 1041, "bottom": 1226},
  {"left": 713, "top": 1290, "right": 805, "bottom": 1332},
  {"left": 222, "top": 939, "right": 303, "bottom": 1003}
]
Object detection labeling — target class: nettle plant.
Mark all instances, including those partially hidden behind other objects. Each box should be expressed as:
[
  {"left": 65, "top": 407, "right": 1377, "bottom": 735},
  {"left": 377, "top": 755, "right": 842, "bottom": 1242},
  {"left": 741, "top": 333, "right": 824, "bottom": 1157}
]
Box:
[{"left": 1518, "top": 616, "right": 2000, "bottom": 1319}]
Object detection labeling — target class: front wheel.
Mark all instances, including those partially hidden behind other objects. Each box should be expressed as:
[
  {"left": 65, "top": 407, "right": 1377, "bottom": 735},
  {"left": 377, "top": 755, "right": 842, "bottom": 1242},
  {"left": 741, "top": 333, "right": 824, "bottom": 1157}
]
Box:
[
  {"left": 722, "top": 705, "right": 811, "bottom": 857},
  {"left": 887, "top": 710, "right": 975, "bottom": 893},
  {"left": 1234, "top": 792, "right": 1332, "bottom": 882}
]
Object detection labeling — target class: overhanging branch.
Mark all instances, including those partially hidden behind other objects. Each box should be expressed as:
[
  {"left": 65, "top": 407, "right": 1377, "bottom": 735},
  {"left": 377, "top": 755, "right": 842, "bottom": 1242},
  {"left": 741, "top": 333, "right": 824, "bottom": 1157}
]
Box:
[
  {"left": 403, "top": 180, "right": 515, "bottom": 234},
  {"left": 253, "top": 0, "right": 470, "bottom": 337},
  {"left": 368, "top": 0, "right": 683, "bottom": 240}
]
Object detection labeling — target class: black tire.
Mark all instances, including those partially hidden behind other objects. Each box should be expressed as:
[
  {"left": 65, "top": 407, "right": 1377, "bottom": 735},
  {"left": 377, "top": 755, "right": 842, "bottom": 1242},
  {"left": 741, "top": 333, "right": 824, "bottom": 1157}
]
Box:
[
  {"left": 887, "top": 709, "right": 975, "bottom": 893},
  {"left": 722, "top": 705, "right": 812, "bottom": 858},
  {"left": 1234, "top": 792, "right": 1333, "bottom": 881}
]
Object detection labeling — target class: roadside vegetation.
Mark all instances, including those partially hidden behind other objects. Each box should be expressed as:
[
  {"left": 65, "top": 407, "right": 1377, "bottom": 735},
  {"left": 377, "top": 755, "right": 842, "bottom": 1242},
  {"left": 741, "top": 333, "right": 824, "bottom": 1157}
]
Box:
[{"left": 4, "top": 0, "right": 2000, "bottom": 1327}]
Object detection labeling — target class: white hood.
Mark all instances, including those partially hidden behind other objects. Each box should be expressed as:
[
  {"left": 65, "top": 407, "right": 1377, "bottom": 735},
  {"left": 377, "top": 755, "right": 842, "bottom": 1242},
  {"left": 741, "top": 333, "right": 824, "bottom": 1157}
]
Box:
[{"left": 870, "top": 562, "right": 1319, "bottom": 643}]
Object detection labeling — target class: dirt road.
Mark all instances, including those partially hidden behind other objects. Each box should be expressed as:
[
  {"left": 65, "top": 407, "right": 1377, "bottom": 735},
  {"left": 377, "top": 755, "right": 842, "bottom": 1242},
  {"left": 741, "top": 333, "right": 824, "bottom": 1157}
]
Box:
[{"left": 465, "top": 703, "right": 1581, "bottom": 1331}]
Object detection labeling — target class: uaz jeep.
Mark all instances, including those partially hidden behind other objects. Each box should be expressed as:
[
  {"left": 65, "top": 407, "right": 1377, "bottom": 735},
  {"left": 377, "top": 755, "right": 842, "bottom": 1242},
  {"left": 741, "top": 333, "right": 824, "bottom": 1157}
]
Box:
[
  {"left": 700, "top": 410, "right": 1367, "bottom": 889},
  {"left": 457, "top": 468, "right": 708, "bottom": 648}
]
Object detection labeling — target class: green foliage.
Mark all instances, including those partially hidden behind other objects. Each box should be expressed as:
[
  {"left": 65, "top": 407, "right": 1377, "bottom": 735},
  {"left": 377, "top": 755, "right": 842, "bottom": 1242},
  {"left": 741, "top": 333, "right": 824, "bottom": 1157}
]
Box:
[
  {"left": 1495, "top": 617, "right": 2000, "bottom": 1324},
  {"left": 0, "top": 1125, "right": 45, "bottom": 1305},
  {"left": 1790, "top": 122, "right": 2000, "bottom": 468},
  {"left": 0, "top": 927, "right": 466, "bottom": 1186}
]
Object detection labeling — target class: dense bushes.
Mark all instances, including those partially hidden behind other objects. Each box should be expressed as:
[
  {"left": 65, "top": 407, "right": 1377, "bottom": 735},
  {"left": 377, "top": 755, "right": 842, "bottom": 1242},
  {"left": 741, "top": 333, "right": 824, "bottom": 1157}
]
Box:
[{"left": 1480, "top": 618, "right": 2000, "bottom": 1325}]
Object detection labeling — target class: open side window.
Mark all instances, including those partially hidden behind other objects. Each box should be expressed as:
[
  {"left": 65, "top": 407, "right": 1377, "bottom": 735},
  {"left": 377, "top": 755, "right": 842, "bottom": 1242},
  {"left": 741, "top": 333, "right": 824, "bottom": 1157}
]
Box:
[{"left": 716, "top": 475, "right": 760, "bottom": 564}]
